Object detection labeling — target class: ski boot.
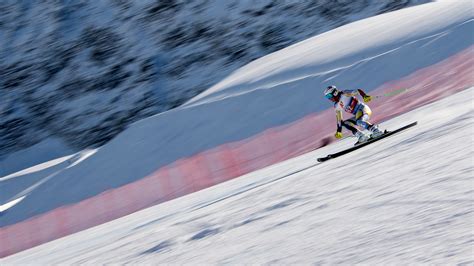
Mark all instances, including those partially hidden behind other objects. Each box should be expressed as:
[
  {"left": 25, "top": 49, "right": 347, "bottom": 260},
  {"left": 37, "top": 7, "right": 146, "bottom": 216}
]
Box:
[
  {"left": 369, "top": 124, "right": 384, "bottom": 138},
  {"left": 354, "top": 131, "right": 369, "bottom": 145}
]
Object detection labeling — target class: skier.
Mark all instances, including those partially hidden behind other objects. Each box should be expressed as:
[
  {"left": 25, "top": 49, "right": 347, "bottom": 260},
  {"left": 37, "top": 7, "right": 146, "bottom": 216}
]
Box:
[{"left": 324, "top": 85, "right": 383, "bottom": 144}]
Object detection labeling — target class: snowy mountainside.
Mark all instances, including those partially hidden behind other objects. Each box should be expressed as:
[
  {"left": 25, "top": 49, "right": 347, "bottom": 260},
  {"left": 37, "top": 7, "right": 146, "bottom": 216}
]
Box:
[
  {"left": 0, "top": 138, "right": 74, "bottom": 177},
  {"left": 5, "top": 87, "right": 473, "bottom": 264},
  {"left": 185, "top": 1, "right": 472, "bottom": 106},
  {"left": 1, "top": 0, "right": 472, "bottom": 227},
  {"left": 0, "top": 0, "right": 427, "bottom": 159}
]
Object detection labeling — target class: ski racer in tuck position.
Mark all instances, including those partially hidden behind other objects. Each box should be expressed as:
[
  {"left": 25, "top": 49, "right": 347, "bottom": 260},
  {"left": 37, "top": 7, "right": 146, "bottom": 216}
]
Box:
[{"left": 324, "top": 85, "right": 383, "bottom": 144}]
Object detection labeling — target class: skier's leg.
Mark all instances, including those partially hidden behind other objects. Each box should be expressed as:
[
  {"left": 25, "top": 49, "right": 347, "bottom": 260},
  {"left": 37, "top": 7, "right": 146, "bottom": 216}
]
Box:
[
  {"left": 355, "top": 105, "right": 383, "bottom": 137},
  {"left": 342, "top": 118, "right": 369, "bottom": 143},
  {"left": 354, "top": 105, "right": 372, "bottom": 129},
  {"left": 341, "top": 118, "right": 359, "bottom": 135}
]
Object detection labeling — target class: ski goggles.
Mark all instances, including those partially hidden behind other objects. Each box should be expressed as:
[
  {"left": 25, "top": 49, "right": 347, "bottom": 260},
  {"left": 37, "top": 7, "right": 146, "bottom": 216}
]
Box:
[{"left": 325, "top": 93, "right": 334, "bottom": 99}]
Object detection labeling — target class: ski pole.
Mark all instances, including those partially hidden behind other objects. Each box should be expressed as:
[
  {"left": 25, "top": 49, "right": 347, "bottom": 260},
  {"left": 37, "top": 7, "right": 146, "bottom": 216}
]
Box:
[{"left": 374, "top": 88, "right": 409, "bottom": 99}]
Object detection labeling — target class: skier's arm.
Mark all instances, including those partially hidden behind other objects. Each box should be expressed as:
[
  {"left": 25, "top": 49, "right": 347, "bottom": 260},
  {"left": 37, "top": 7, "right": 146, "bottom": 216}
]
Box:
[
  {"left": 357, "top": 89, "right": 372, "bottom": 103},
  {"left": 335, "top": 109, "right": 343, "bottom": 138},
  {"left": 342, "top": 89, "right": 357, "bottom": 96},
  {"left": 336, "top": 109, "right": 343, "bottom": 132}
]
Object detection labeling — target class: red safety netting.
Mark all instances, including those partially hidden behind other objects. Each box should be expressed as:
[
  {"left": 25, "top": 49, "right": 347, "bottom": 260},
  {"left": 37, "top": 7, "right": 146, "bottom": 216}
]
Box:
[{"left": 1, "top": 46, "right": 472, "bottom": 258}]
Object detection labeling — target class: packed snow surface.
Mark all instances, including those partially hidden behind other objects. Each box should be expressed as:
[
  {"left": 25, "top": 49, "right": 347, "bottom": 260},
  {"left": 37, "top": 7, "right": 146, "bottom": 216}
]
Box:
[
  {"left": 5, "top": 88, "right": 473, "bottom": 264},
  {"left": 1, "top": 0, "right": 472, "bottom": 228}
]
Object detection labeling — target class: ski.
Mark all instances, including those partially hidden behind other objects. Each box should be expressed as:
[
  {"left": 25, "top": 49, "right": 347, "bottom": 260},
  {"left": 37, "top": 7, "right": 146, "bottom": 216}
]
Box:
[{"left": 317, "top": 121, "right": 418, "bottom": 162}]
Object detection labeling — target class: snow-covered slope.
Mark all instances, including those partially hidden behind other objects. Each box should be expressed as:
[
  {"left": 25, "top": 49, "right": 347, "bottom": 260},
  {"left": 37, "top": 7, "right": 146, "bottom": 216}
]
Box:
[
  {"left": 5, "top": 87, "right": 473, "bottom": 264},
  {"left": 0, "top": 0, "right": 424, "bottom": 159},
  {"left": 0, "top": 149, "right": 97, "bottom": 209},
  {"left": 1, "top": 0, "right": 472, "bottom": 228},
  {"left": 0, "top": 138, "right": 74, "bottom": 177},
  {"left": 185, "top": 1, "right": 472, "bottom": 106}
]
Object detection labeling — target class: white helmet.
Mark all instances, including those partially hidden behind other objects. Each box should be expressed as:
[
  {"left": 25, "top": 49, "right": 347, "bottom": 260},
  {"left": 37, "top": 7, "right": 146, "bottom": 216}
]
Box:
[{"left": 324, "top": 85, "right": 339, "bottom": 99}]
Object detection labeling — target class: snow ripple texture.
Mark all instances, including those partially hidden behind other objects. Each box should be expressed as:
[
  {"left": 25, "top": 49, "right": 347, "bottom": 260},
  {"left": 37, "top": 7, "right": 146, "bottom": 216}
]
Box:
[{"left": 5, "top": 89, "right": 473, "bottom": 264}]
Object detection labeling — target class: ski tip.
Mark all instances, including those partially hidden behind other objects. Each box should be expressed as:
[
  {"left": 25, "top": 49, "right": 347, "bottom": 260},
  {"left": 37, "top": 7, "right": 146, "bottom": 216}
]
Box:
[{"left": 317, "top": 155, "right": 332, "bottom": 162}]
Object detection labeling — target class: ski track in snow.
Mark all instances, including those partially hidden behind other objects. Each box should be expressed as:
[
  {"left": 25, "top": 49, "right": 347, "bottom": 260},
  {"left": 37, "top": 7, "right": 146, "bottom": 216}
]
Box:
[
  {"left": 0, "top": 149, "right": 98, "bottom": 209},
  {"left": 2, "top": 0, "right": 472, "bottom": 230},
  {"left": 5, "top": 88, "right": 473, "bottom": 264}
]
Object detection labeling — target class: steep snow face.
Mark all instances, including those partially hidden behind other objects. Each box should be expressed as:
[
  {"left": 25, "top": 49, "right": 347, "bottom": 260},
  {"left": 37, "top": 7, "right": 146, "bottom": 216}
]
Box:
[
  {"left": 0, "top": 148, "right": 97, "bottom": 208},
  {"left": 185, "top": 0, "right": 472, "bottom": 106},
  {"left": 0, "top": 0, "right": 471, "bottom": 228},
  {"left": 5, "top": 88, "right": 473, "bottom": 264},
  {"left": 0, "top": 138, "right": 74, "bottom": 177},
  {"left": 0, "top": 0, "right": 427, "bottom": 158}
]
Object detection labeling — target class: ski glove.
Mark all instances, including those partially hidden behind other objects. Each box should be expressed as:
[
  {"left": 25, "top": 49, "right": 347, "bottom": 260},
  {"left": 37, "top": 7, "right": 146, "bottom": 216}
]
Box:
[
  {"left": 363, "top": 95, "right": 372, "bottom": 103},
  {"left": 335, "top": 131, "right": 343, "bottom": 139}
]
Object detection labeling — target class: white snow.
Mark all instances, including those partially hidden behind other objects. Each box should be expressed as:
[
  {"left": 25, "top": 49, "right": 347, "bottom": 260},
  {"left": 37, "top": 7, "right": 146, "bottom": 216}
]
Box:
[
  {"left": 4, "top": 87, "right": 473, "bottom": 264},
  {"left": 0, "top": 138, "right": 74, "bottom": 178},
  {"left": 0, "top": 196, "right": 25, "bottom": 213},
  {"left": 1, "top": 155, "right": 73, "bottom": 181},
  {"left": 0, "top": 149, "right": 98, "bottom": 210},
  {"left": 3, "top": 0, "right": 428, "bottom": 160},
  {"left": 1, "top": 1, "right": 473, "bottom": 262},
  {"left": 185, "top": 1, "right": 473, "bottom": 106},
  {"left": 1, "top": 0, "right": 472, "bottom": 229}
]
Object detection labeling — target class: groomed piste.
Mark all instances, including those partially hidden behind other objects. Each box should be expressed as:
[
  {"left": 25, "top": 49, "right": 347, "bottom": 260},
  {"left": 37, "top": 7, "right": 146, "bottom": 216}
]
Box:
[{"left": 1, "top": 0, "right": 473, "bottom": 262}]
